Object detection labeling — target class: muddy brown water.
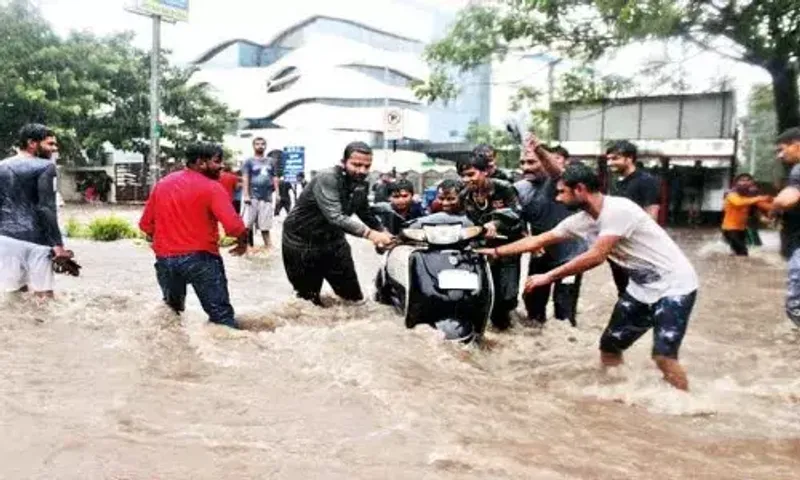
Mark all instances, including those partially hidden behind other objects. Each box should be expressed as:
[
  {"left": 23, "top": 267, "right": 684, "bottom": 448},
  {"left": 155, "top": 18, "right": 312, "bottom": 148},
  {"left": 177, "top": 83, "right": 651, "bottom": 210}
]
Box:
[{"left": 1, "top": 204, "right": 799, "bottom": 479}]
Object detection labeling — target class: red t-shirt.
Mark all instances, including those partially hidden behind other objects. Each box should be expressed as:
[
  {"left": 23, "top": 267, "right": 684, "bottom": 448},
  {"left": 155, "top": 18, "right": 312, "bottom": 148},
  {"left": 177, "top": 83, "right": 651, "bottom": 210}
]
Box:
[
  {"left": 139, "top": 169, "right": 246, "bottom": 257},
  {"left": 219, "top": 171, "right": 238, "bottom": 200}
]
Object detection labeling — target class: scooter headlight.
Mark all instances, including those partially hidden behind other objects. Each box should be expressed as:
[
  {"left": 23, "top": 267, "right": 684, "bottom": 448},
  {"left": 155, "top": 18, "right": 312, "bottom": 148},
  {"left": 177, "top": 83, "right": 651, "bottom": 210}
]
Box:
[
  {"left": 423, "top": 224, "right": 462, "bottom": 245},
  {"left": 401, "top": 228, "right": 427, "bottom": 242}
]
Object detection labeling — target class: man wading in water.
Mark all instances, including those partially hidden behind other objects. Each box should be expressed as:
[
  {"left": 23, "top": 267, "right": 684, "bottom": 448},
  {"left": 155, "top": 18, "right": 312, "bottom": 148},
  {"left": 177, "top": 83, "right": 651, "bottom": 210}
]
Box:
[
  {"left": 0, "top": 124, "right": 74, "bottom": 299},
  {"left": 771, "top": 127, "right": 800, "bottom": 327},
  {"left": 480, "top": 162, "right": 698, "bottom": 390},
  {"left": 139, "top": 143, "right": 248, "bottom": 328},
  {"left": 282, "top": 142, "right": 393, "bottom": 306}
]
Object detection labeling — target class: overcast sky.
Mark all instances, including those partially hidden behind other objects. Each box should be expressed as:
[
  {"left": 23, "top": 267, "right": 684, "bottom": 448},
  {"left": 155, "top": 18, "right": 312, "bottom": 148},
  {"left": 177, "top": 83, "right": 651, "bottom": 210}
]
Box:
[{"left": 36, "top": 0, "right": 771, "bottom": 115}]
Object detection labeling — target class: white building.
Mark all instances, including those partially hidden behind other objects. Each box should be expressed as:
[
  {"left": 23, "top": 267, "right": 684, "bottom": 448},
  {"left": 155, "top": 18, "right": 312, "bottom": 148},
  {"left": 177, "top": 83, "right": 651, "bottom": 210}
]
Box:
[{"left": 190, "top": 14, "right": 491, "bottom": 173}]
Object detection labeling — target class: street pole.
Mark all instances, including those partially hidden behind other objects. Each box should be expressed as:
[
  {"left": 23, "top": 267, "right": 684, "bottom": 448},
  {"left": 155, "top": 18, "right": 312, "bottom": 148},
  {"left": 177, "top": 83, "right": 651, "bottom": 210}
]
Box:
[
  {"left": 149, "top": 15, "right": 161, "bottom": 191},
  {"left": 546, "top": 58, "right": 562, "bottom": 142},
  {"left": 383, "top": 63, "right": 390, "bottom": 168}
]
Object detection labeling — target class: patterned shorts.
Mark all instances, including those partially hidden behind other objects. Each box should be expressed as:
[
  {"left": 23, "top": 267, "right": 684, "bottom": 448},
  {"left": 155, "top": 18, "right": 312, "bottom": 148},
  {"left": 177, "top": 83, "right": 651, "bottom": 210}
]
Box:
[
  {"left": 786, "top": 249, "right": 800, "bottom": 327},
  {"left": 600, "top": 291, "right": 697, "bottom": 359}
]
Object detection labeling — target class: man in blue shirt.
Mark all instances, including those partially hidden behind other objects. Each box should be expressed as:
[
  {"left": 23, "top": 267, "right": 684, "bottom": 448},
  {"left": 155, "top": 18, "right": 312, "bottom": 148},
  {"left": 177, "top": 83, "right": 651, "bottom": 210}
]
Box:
[{"left": 242, "top": 138, "right": 280, "bottom": 249}]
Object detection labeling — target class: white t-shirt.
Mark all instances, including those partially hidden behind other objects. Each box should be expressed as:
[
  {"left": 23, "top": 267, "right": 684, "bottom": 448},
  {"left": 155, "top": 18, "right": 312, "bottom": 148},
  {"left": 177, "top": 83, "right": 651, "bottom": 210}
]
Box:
[{"left": 552, "top": 196, "right": 698, "bottom": 304}]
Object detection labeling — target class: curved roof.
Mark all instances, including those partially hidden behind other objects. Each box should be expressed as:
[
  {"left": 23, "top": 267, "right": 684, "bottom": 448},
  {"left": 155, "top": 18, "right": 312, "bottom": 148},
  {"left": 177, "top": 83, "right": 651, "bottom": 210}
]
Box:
[{"left": 192, "top": 15, "right": 424, "bottom": 65}]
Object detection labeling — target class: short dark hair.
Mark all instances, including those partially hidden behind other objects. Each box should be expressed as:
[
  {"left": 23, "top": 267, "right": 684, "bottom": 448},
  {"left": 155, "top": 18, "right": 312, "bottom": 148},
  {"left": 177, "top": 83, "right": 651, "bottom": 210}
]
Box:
[
  {"left": 252, "top": 137, "right": 266, "bottom": 145},
  {"left": 561, "top": 162, "right": 601, "bottom": 192},
  {"left": 472, "top": 143, "right": 495, "bottom": 159},
  {"left": 184, "top": 143, "right": 218, "bottom": 165},
  {"left": 17, "top": 123, "right": 56, "bottom": 149},
  {"left": 211, "top": 144, "right": 224, "bottom": 159},
  {"left": 389, "top": 179, "right": 414, "bottom": 195},
  {"left": 437, "top": 178, "right": 462, "bottom": 194},
  {"left": 606, "top": 140, "right": 638, "bottom": 161},
  {"left": 267, "top": 149, "right": 283, "bottom": 160},
  {"left": 733, "top": 173, "right": 754, "bottom": 182},
  {"left": 343, "top": 141, "right": 372, "bottom": 160},
  {"left": 777, "top": 127, "right": 800, "bottom": 145},
  {"left": 457, "top": 152, "right": 491, "bottom": 174},
  {"left": 546, "top": 145, "right": 570, "bottom": 158}
]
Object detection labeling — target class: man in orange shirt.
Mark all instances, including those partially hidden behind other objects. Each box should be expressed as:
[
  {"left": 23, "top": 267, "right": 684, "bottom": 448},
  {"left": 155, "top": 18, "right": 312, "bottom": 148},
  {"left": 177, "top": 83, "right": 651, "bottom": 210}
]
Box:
[{"left": 721, "top": 173, "right": 772, "bottom": 256}]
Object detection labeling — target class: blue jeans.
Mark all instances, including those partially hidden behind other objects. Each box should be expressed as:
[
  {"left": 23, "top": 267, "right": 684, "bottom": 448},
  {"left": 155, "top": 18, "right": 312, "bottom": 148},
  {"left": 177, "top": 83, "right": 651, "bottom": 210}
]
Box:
[{"left": 155, "top": 252, "right": 237, "bottom": 327}]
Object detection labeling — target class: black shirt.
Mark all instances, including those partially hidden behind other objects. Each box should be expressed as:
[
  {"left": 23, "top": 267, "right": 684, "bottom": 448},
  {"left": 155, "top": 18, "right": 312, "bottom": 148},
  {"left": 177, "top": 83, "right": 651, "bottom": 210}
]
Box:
[
  {"left": 283, "top": 165, "right": 384, "bottom": 247},
  {"left": 490, "top": 169, "right": 513, "bottom": 183},
  {"left": 515, "top": 177, "right": 587, "bottom": 265},
  {"left": 782, "top": 164, "right": 800, "bottom": 258},
  {"left": 613, "top": 169, "right": 661, "bottom": 208},
  {"left": 0, "top": 156, "right": 63, "bottom": 247},
  {"left": 460, "top": 179, "right": 525, "bottom": 245}
]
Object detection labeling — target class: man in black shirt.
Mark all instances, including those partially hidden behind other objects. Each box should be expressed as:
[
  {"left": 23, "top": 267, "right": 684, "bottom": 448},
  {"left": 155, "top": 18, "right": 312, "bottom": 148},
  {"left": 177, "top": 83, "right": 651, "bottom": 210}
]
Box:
[
  {"left": 515, "top": 140, "right": 586, "bottom": 326},
  {"left": 771, "top": 127, "right": 800, "bottom": 327},
  {"left": 0, "top": 124, "right": 73, "bottom": 298},
  {"left": 474, "top": 143, "right": 513, "bottom": 183},
  {"left": 606, "top": 140, "right": 661, "bottom": 295},
  {"left": 274, "top": 177, "right": 295, "bottom": 216},
  {"left": 282, "top": 142, "right": 394, "bottom": 305},
  {"left": 458, "top": 154, "right": 525, "bottom": 330}
]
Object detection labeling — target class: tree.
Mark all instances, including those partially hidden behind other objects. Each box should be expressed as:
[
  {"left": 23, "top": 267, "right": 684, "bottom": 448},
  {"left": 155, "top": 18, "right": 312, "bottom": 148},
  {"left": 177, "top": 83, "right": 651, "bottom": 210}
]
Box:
[
  {"left": 0, "top": 0, "right": 238, "bottom": 173},
  {"left": 416, "top": 1, "right": 800, "bottom": 133},
  {"left": 741, "top": 84, "right": 782, "bottom": 183},
  {"left": 464, "top": 122, "right": 519, "bottom": 169}
]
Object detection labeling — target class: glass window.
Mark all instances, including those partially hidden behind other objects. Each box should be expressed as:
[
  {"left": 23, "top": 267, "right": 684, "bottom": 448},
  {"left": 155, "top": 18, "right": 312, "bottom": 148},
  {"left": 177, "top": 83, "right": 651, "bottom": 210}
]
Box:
[{"left": 344, "top": 65, "right": 412, "bottom": 88}]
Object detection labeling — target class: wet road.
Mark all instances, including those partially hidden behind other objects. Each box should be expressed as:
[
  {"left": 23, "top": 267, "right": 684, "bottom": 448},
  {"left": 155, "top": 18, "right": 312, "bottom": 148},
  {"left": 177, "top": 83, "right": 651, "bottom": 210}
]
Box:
[{"left": 1, "top": 205, "right": 799, "bottom": 479}]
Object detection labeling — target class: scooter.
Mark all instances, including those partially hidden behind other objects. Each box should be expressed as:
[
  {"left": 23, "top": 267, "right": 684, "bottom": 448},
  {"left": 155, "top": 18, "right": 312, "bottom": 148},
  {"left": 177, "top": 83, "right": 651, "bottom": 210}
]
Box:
[{"left": 371, "top": 205, "right": 494, "bottom": 344}]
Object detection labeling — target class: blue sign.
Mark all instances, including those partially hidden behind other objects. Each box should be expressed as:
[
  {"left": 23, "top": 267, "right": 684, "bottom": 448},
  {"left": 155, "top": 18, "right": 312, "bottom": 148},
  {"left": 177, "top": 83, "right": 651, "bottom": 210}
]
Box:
[{"left": 282, "top": 146, "right": 305, "bottom": 184}]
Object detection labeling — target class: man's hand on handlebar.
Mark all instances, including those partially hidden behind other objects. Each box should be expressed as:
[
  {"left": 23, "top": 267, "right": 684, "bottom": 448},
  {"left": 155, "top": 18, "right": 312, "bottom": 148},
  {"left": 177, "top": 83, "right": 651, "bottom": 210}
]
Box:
[{"left": 367, "top": 229, "right": 394, "bottom": 248}]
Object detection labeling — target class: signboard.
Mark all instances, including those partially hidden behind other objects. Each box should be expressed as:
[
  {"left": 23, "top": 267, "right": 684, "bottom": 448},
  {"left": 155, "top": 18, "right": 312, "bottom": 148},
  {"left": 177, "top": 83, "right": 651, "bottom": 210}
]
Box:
[
  {"left": 126, "top": 0, "right": 189, "bottom": 22},
  {"left": 384, "top": 108, "right": 404, "bottom": 141},
  {"left": 554, "top": 92, "right": 735, "bottom": 143},
  {"left": 282, "top": 146, "right": 305, "bottom": 183}
]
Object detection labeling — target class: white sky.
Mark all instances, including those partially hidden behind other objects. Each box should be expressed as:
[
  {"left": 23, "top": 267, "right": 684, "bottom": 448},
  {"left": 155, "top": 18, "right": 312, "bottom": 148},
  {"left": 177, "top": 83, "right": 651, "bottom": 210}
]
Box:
[{"left": 37, "top": 0, "right": 771, "bottom": 117}]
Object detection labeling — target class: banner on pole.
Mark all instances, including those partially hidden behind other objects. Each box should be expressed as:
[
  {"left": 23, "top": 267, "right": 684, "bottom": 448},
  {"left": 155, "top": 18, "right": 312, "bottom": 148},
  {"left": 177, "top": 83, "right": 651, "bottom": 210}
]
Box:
[
  {"left": 282, "top": 146, "right": 305, "bottom": 184},
  {"left": 126, "top": 0, "right": 189, "bottom": 22}
]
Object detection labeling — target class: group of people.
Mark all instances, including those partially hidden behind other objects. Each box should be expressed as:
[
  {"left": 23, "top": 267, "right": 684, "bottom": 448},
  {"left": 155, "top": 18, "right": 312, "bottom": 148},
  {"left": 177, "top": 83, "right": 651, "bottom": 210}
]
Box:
[
  {"left": 215, "top": 137, "right": 307, "bottom": 250},
  {"left": 5, "top": 121, "right": 800, "bottom": 393}
]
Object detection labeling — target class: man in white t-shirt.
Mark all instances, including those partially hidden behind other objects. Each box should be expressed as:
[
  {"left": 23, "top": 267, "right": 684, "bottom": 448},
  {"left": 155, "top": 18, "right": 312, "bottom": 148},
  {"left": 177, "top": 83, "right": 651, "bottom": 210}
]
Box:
[{"left": 479, "top": 162, "right": 698, "bottom": 390}]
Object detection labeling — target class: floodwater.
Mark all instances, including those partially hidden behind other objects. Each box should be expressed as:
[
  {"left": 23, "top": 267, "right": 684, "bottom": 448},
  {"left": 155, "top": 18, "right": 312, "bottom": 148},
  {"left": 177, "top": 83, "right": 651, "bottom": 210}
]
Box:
[{"left": 2, "top": 204, "right": 799, "bottom": 479}]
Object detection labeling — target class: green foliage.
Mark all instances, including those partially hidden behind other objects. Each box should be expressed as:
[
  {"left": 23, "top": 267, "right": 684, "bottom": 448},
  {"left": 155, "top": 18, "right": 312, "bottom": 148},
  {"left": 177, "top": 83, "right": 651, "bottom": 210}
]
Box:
[
  {"left": 417, "top": 0, "right": 800, "bottom": 132},
  {"left": 464, "top": 122, "right": 520, "bottom": 169},
  {"left": 0, "top": 0, "right": 239, "bottom": 163},
  {"left": 85, "top": 216, "right": 141, "bottom": 242},
  {"left": 741, "top": 84, "right": 782, "bottom": 183},
  {"left": 63, "top": 217, "right": 87, "bottom": 238},
  {"left": 218, "top": 236, "right": 238, "bottom": 247}
]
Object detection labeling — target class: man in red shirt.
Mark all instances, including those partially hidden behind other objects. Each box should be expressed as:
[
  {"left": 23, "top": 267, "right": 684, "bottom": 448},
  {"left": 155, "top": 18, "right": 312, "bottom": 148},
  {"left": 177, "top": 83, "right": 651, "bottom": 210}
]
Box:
[
  {"left": 219, "top": 164, "right": 239, "bottom": 200},
  {"left": 139, "top": 143, "right": 248, "bottom": 328}
]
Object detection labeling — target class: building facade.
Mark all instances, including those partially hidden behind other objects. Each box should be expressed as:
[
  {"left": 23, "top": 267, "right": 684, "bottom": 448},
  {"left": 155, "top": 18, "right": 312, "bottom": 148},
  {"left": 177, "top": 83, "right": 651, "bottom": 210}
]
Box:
[{"left": 191, "top": 14, "right": 491, "bottom": 172}]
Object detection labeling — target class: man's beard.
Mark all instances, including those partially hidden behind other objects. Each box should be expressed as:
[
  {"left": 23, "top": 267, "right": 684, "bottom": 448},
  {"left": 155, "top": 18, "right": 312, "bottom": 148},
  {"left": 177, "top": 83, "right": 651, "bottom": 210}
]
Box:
[
  {"left": 35, "top": 146, "right": 52, "bottom": 159},
  {"left": 203, "top": 170, "right": 221, "bottom": 179}
]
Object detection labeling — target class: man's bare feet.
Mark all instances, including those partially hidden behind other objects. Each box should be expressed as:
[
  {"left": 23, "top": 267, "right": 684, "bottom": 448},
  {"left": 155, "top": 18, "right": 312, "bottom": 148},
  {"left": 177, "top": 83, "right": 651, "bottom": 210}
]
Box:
[
  {"left": 600, "top": 351, "right": 624, "bottom": 367},
  {"left": 654, "top": 355, "right": 689, "bottom": 391}
]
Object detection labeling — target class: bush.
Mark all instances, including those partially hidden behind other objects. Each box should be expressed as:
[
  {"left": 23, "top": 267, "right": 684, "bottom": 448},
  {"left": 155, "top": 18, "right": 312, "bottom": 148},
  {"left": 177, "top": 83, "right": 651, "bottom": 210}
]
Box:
[
  {"left": 86, "top": 216, "right": 141, "bottom": 241},
  {"left": 219, "top": 236, "right": 238, "bottom": 247},
  {"left": 64, "top": 217, "right": 87, "bottom": 238}
]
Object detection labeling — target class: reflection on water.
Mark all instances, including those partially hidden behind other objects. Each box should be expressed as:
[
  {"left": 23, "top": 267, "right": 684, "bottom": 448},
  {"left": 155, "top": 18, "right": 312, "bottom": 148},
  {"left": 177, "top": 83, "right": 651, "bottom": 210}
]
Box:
[{"left": 1, "top": 205, "right": 799, "bottom": 479}]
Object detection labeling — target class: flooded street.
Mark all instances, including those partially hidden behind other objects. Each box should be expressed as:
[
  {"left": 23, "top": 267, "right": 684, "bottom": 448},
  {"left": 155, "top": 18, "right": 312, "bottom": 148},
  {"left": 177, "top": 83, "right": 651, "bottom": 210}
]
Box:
[{"left": 2, "top": 205, "right": 800, "bottom": 479}]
